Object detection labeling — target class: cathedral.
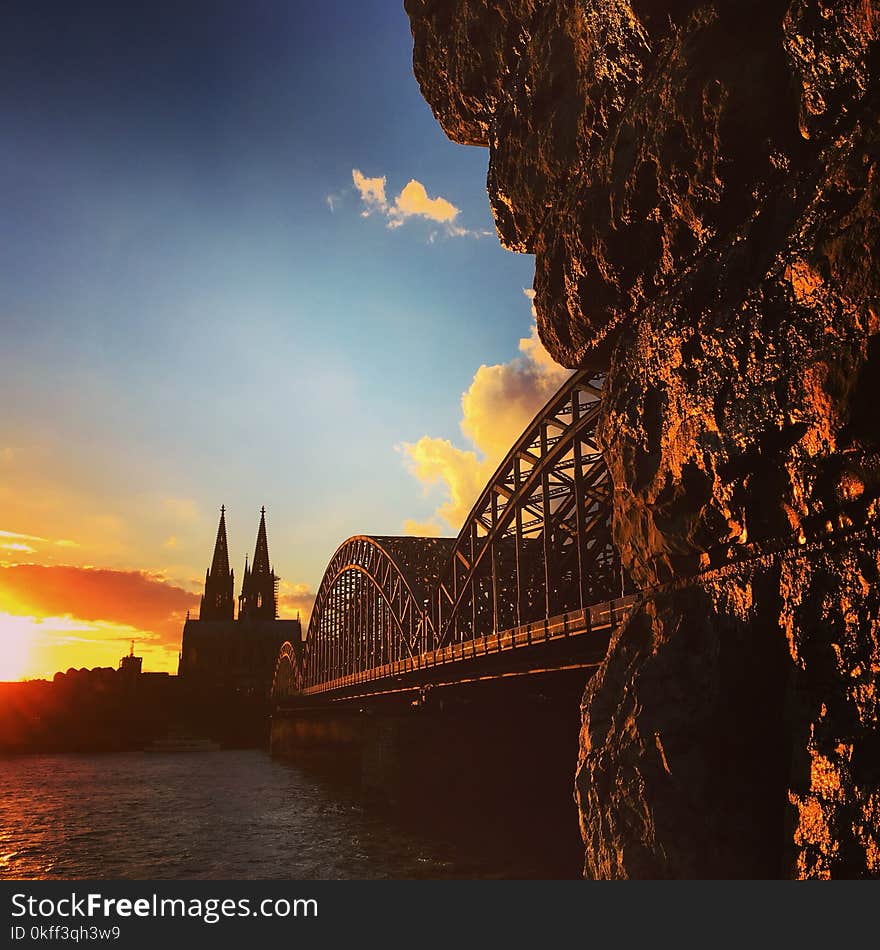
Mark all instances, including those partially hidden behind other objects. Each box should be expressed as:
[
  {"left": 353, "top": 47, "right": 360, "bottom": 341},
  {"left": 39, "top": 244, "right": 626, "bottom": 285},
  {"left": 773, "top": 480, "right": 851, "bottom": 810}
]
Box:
[{"left": 178, "top": 507, "right": 301, "bottom": 696}]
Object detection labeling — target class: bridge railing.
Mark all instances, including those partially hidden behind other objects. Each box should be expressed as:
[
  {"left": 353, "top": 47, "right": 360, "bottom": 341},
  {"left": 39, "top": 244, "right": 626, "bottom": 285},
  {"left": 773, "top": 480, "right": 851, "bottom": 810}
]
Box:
[{"left": 296, "top": 594, "right": 639, "bottom": 698}]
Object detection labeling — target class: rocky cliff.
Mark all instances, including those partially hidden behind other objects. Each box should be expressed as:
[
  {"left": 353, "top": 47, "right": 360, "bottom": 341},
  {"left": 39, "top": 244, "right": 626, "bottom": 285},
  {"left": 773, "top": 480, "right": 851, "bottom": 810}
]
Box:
[{"left": 404, "top": 0, "right": 880, "bottom": 877}]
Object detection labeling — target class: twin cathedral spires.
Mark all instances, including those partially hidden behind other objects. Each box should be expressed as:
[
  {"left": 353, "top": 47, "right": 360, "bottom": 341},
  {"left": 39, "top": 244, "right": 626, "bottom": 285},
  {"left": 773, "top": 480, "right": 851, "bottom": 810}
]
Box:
[{"left": 199, "top": 506, "right": 279, "bottom": 621}]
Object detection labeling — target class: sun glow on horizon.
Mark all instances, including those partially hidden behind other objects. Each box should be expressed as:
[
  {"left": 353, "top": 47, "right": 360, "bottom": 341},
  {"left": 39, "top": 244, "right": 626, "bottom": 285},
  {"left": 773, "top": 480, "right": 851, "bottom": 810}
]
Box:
[
  {"left": 0, "top": 613, "right": 35, "bottom": 681},
  {"left": 0, "top": 611, "right": 180, "bottom": 681}
]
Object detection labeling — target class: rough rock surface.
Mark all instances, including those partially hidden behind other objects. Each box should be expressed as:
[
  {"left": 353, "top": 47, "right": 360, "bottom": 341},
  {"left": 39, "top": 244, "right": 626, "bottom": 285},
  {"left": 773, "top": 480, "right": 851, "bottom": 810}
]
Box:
[{"left": 405, "top": 0, "right": 880, "bottom": 877}]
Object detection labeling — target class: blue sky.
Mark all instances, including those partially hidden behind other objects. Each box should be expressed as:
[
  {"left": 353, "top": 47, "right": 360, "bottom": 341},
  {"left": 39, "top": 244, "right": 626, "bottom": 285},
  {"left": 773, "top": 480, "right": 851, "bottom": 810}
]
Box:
[{"left": 0, "top": 1, "right": 559, "bottom": 675}]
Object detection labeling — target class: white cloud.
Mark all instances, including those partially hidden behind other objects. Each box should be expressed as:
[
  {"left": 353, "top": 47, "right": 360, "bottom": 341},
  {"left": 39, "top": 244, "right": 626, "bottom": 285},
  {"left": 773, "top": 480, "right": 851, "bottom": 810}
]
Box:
[
  {"left": 0, "top": 528, "right": 80, "bottom": 553},
  {"left": 1, "top": 542, "right": 35, "bottom": 554},
  {"left": 352, "top": 169, "right": 388, "bottom": 213},
  {"left": 392, "top": 179, "right": 458, "bottom": 225},
  {"left": 348, "top": 168, "right": 488, "bottom": 239},
  {"left": 279, "top": 581, "right": 316, "bottom": 626},
  {"left": 0, "top": 529, "right": 47, "bottom": 543}
]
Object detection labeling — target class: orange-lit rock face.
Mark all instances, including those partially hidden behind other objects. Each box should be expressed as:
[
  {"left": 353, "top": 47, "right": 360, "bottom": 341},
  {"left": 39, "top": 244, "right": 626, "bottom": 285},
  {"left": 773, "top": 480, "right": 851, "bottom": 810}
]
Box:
[
  {"left": 408, "top": 0, "right": 878, "bottom": 356},
  {"left": 406, "top": 0, "right": 880, "bottom": 878}
]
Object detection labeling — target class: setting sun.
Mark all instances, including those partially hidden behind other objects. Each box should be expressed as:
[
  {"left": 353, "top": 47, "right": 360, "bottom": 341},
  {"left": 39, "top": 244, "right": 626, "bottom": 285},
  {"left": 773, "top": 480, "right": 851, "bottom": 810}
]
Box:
[{"left": 0, "top": 613, "right": 34, "bottom": 681}]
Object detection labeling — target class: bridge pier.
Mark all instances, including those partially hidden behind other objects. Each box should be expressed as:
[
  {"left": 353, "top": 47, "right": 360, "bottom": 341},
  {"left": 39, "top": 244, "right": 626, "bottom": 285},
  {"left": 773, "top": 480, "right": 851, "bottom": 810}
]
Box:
[{"left": 270, "top": 671, "right": 592, "bottom": 877}]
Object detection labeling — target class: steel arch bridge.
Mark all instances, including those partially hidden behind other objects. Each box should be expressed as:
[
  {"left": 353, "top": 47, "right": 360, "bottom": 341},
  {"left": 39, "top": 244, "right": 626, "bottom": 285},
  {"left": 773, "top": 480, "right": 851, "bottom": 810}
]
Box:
[{"left": 273, "top": 370, "right": 636, "bottom": 706}]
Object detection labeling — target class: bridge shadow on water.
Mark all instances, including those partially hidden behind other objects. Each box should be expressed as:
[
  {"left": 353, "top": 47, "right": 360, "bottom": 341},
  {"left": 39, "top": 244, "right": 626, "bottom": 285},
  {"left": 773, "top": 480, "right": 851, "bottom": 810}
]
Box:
[{"left": 271, "top": 670, "right": 589, "bottom": 879}]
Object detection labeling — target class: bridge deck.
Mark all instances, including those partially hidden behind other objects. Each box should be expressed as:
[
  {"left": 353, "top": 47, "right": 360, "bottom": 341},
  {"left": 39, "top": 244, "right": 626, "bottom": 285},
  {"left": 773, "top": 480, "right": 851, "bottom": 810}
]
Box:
[{"left": 298, "top": 595, "right": 638, "bottom": 701}]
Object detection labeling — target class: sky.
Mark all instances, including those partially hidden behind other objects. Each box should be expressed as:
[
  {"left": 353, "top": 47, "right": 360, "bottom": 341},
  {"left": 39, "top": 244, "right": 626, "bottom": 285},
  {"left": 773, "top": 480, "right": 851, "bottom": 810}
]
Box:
[{"left": 0, "top": 1, "right": 569, "bottom": 679}]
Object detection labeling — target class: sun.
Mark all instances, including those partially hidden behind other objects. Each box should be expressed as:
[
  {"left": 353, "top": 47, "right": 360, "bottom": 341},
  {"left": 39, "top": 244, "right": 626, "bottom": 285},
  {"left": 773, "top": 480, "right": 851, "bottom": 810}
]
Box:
[{"left": 0, "top": 612, "right": 36, "bottom": 681}]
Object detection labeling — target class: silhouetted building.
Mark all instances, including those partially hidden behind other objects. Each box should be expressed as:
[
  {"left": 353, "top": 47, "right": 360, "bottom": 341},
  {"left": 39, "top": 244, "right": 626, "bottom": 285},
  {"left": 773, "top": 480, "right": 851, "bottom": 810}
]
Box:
[
  {"left": 119, "top": 642, "right": 143, "bottom": 677},
  {"left": 239, "top": 507, "right": 278, "bottom": 620},
  {"left": 178, "top": 507, "right": 301, "bottom": 696},
  {"left": 200, "top": 506, "right": 234, "bottom": 620}
]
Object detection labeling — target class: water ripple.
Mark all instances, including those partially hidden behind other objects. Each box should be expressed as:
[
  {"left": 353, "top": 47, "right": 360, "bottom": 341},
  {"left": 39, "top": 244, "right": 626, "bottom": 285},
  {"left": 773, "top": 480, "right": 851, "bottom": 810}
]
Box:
[{"left": 0, "top": 749, "right": 500, "bottom": 879}]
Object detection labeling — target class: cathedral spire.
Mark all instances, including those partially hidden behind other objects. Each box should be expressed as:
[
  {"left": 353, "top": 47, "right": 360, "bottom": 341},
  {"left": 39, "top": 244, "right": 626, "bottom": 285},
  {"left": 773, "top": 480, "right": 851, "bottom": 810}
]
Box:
[
  {"left": 239, "top": 507, "right": 278, "bottom": 620},
  {"left": 200, "top": 506, "right": 235, "bottom": 620},
  {"left": 211, "top": 505, "right": 230, "bottom": 578},
  {"left": 252, "top": 506, "right": 271, "bottom": 576}
]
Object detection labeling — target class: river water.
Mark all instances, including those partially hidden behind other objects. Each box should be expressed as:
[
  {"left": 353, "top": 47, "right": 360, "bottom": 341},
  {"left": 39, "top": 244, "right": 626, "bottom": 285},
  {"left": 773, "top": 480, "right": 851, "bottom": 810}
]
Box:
[{"left": 0, "top": 749, "right": 570, "bottom": 879}]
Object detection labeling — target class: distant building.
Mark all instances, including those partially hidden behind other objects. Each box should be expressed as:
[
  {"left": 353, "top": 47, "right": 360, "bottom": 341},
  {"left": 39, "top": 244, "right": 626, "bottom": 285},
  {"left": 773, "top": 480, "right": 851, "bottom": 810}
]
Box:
[
  {"left": 118, "top": 642, "right": 143, "bottom": 677},
  {"left": 178, "top": 507, "right": 301, "bottom": 696}
]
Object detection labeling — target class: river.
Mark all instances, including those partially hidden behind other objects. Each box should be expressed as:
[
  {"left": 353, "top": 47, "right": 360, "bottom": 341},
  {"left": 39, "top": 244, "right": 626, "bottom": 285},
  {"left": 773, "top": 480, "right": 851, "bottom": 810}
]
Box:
[{"left": 0, "top": 749, "right": 573, "bottom": 879}]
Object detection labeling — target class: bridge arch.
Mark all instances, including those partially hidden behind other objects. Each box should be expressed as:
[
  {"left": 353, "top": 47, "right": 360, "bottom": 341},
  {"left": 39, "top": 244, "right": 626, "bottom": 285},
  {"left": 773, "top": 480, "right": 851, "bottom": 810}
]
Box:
[
  {"left": 271, "top": 640, "right": 300, "bottom": 703},
  {"left": 300, "top": 535, "right": 455, "bottom": 690}
]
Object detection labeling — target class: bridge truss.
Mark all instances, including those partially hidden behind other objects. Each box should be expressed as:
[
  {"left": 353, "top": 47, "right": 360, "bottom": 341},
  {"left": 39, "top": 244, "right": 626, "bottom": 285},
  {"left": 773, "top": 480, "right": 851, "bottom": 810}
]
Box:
[{"left": 275, "top": 371, "right": 632, "bottom": 704}]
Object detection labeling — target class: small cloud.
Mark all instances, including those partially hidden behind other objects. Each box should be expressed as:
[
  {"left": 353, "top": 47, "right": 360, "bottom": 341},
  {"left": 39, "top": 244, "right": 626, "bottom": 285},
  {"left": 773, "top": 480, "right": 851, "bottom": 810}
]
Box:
[
  {"left": 278, "top": 581, "right": 316, "bottom": 627},
  {"left": 163, "top": 536, "right": 178, "bottom": 549},
  {"left": 0, "top": 529, "right": 47, "bottom": 543},
  {"left": 348, "top": 168, "right": 487, "bottom": 239},
  {"left": 352, "top": 169, "right": 388, "bottom": 212},
  {"left": 0, "top": 529, "right": 80, "bottom": 553},
  {"left": 0, "top": 528, "right": 81, "bottom": 558},
  {"left": 391, "top": 179, "right": 458, "bottom": 225}
]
